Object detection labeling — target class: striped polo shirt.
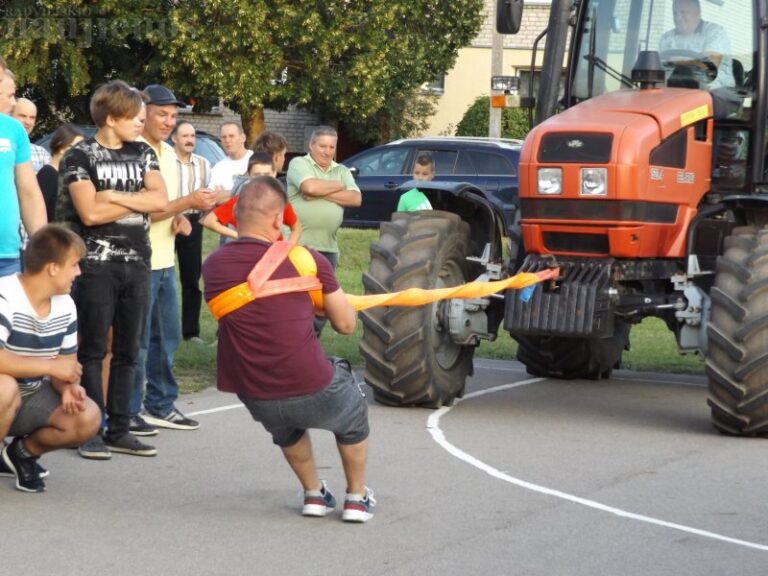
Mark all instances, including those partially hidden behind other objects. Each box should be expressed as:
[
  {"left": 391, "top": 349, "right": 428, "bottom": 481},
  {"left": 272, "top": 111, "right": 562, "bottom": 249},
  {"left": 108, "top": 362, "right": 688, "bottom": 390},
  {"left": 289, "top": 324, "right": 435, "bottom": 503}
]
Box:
[{"left": 0, "top": 274, "right": 78, "bottom": 396}]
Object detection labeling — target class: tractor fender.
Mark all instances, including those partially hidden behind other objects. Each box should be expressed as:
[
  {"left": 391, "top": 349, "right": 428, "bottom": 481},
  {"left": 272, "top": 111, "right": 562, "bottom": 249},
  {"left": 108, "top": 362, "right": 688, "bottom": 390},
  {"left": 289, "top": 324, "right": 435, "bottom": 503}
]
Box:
[{"left": 396, "top": 180, "right": 514, "bottom": 265}]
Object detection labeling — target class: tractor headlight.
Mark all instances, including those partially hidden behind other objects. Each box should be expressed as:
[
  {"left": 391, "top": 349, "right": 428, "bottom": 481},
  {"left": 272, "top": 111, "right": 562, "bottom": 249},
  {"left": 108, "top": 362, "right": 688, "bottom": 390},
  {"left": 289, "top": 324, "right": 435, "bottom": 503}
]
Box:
[
  {"left": 538, "top": 167, "right": 562, "bottom": 195},
  {"left": 580, "top": 168, "right": 607, "bottom": 196}
]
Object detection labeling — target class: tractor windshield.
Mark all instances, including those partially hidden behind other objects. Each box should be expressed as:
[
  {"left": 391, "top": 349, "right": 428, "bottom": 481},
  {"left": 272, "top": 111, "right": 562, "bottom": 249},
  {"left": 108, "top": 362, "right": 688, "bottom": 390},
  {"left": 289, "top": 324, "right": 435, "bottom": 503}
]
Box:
[{"left": 570, "top": 0, "right": 755, "bottom": 119}]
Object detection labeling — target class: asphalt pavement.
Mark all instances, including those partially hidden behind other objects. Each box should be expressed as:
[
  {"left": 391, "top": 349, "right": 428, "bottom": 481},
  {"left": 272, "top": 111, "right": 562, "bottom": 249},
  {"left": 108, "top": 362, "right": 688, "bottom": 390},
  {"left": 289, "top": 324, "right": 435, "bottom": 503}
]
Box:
[{"left": 3, "top": 359, "right": 767, "bottom": 576}]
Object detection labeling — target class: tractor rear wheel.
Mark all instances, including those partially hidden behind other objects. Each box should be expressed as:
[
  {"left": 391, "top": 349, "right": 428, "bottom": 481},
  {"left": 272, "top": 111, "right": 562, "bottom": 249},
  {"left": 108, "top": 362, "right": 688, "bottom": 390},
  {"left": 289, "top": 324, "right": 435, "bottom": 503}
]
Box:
[
  {"left": 513, "top": 321, "right": 630, "bottom": 379},
  {"left": 706, "top": 226, "right": 768, "bottom": 436},
  {"left": 359, "top": 211, "right": 476, "bottom": 408}
]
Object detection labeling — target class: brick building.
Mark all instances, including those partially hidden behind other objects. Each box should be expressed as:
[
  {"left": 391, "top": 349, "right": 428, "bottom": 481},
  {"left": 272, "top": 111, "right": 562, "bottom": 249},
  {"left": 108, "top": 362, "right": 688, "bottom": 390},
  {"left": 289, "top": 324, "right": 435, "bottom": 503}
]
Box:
[{"left": 182, "top": 104, "right": 322, "bottom": 157}]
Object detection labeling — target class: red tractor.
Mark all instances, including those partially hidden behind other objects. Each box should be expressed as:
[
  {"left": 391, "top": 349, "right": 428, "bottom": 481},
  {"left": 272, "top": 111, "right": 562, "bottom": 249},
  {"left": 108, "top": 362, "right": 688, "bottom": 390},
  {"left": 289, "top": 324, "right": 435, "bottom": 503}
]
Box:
[{"left": 360, "top": 0, "right": 766, "bottom": 436}]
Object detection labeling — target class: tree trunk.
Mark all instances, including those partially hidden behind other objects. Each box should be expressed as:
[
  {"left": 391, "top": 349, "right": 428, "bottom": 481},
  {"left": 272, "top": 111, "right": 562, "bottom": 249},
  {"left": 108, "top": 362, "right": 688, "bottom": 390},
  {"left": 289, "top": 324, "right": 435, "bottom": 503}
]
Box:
[
  {"left": 378, "top": 114, "right": 391, "bottom": 145},
  {"left": 240, "top": 107, "right": 265, "bottom": 147}
]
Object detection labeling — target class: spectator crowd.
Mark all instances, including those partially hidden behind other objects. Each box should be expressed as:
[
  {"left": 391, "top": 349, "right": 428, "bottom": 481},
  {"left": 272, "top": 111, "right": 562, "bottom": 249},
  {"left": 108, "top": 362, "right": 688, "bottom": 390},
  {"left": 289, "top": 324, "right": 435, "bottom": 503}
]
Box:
[{"left": 0, "top": 55, "right": 376, "bottom": 522}]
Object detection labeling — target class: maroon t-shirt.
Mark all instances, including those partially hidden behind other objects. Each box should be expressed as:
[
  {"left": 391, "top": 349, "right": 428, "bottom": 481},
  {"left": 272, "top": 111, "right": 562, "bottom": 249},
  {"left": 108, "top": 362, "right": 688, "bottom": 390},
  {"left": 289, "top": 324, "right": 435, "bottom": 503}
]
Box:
[{"left": 202, "top": 237, "right": 340, "bottom": 400}]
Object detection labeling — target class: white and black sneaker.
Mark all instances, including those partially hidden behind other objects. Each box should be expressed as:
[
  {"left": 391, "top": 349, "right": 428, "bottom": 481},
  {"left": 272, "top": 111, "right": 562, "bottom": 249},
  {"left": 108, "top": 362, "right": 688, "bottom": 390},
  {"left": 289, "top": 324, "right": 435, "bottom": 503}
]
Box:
[
  {"left": 0, "top": 443, "right": 48, "bottom": 478},
  {"left": 1, "top": 439, "right": 45, "bottom": 493},
  {"left": 142, "top": 408, "right": 199, "bottom": 431},
  {"left": 128, "top": 415, "right": 159, "bottom": 437}
]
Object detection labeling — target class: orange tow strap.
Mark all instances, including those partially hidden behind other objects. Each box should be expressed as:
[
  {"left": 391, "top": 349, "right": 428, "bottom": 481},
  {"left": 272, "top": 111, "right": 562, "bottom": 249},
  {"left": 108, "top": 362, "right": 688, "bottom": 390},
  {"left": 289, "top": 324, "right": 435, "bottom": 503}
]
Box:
[
  {"left": 346, "top": 268, "right": 559, "bottom": 312},
  {"left": 207, "top": 241, "right": 560, "bottom": 321}
]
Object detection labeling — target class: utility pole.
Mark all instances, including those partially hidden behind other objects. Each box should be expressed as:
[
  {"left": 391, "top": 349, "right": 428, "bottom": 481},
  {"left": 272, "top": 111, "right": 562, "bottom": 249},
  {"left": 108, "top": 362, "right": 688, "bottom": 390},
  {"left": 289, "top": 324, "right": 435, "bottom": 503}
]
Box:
[{"left": 489, "top": 25, "right": 504, "bottom": 138}]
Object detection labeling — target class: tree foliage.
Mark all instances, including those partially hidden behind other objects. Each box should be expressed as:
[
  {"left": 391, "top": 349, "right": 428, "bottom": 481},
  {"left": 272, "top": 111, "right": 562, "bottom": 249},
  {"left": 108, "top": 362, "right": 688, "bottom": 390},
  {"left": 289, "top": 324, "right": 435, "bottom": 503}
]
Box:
[
  {"left": 342, "top": 89, "right": 439, "bottom": 146},
  {"left": 0, "top": 0, "right": 484, "bottom": 142},
  {"left": 455, "top": 96, "right": 530, "bottom": 140},
  {"left": 0, "top": 0, "right": 172, "bottom": 134}
]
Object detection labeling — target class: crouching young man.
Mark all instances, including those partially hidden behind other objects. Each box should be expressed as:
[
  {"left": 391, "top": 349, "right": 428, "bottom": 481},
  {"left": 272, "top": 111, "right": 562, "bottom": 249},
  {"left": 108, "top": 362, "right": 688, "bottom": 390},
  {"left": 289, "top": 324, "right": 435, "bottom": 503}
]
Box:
[
  {"left": 202, "top": 176, "right": 375, "bottom": 522},
  {"left": 0, "top": 225, "right": 100, "bottom": 492}
]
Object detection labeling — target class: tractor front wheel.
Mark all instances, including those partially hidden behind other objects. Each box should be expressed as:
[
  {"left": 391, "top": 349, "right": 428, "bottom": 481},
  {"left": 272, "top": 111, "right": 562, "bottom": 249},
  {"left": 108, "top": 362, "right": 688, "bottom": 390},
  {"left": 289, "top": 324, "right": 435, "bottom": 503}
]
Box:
[{"left": 359, "top": 211, "right": 476, "bottom": 408}]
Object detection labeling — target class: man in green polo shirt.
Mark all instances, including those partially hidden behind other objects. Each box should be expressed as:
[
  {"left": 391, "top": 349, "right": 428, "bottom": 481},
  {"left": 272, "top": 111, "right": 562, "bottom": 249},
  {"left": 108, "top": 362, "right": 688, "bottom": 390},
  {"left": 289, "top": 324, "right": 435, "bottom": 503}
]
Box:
[{"left": 286, "top": 126, "right": 361, "bottom": 335}]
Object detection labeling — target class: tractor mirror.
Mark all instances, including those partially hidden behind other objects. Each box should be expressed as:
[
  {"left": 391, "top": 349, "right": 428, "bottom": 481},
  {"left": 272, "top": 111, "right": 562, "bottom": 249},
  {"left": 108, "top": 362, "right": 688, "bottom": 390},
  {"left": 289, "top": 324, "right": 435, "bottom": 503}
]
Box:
[{"left": 497, "top": 0, "right": 524, "bottom": 34}]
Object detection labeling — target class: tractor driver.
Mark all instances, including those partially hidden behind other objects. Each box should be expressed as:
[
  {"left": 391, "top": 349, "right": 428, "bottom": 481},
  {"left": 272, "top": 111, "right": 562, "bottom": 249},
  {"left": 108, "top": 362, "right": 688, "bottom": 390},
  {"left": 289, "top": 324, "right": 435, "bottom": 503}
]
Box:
[
  {"left": 658, "top": 0, "right": 741, "bottom": 119},
  {"left": 658, "top": 0, "right": 735, "bottom": 90}
]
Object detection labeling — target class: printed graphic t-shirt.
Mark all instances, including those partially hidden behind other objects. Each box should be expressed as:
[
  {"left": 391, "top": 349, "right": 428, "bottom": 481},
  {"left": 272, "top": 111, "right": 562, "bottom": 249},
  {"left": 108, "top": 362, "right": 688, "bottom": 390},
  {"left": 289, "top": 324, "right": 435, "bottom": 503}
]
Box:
[{"left": 59, "top": 138, "right": 159, "bottom": 263}]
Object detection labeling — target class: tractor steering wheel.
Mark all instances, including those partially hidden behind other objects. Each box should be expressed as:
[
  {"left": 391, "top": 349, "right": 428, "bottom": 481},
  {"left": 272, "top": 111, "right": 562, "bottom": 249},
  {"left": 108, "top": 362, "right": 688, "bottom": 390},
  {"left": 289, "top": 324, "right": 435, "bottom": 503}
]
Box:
[{"left": 659, "top": 49, "right": 719, "bottom": 82}]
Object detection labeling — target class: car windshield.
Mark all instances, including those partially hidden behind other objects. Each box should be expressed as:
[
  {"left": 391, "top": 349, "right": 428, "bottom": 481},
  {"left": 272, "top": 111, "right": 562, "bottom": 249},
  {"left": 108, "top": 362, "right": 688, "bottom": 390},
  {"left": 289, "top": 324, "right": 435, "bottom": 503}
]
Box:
[{"left": 570, "top": 0, "right": 754, "bottom": 115}]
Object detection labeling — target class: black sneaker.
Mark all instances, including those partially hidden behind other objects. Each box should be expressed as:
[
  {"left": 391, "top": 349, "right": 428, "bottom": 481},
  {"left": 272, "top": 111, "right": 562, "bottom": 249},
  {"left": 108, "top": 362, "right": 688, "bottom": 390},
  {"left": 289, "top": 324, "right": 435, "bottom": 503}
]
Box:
[
  {"left": 142, "top": 408, "right": 200, "bottom": 431},
  {"left": 1, "top": 439, "right": 45, "bottom": 493},
  {"left": 128, "top": 414, "right": 159, "bottom": 437},
  {"left": 104, "top": 433, "right": 157, "bottom": 457},
  {"left": 0, "top": 447, "right": 48, "bottom": 479},
  {"left": 78, "top": 434, "right": 112, "bottom": 460}
]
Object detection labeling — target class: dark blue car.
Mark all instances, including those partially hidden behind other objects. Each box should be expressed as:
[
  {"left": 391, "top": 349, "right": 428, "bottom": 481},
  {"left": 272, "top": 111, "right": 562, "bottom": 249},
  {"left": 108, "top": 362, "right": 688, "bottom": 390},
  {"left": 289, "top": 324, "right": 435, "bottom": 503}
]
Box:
[
  {"left": 36, "top": 124, "right": 226, "bottom": 167},
  {"left": 342, "top": 137, "right": 522, "bottom": 227}
]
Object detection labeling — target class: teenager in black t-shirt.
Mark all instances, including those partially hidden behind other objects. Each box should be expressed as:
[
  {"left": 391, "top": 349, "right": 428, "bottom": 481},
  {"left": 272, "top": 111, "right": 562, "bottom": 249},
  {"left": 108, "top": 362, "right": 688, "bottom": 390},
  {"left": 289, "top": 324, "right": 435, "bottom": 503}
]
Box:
[{"left": 59, "top": 80, "right": 168, "bottom": 459}]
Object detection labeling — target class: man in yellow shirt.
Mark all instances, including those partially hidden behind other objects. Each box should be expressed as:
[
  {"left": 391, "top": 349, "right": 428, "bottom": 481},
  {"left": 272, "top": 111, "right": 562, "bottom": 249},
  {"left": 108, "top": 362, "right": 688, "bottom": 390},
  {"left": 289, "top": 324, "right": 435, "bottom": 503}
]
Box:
[{"left": 128, "top": 85, "right": 217, "bottom": 438}]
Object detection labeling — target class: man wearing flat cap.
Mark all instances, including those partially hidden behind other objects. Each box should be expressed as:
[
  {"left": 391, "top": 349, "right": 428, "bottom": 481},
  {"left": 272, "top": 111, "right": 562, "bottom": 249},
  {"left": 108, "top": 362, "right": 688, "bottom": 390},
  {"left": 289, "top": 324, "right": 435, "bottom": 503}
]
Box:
[{"left": 127, "top": 84, "right": 217, "bottom": 440}]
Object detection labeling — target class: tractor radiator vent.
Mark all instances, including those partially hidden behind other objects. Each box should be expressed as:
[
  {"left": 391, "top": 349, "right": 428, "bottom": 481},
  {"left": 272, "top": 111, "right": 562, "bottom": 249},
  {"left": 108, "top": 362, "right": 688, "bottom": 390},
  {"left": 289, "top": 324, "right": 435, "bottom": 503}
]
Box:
[
  {"left": 543, "top": 232, "right": 609, "bottom": 254},
  {"left": 504, "top": 257, "right": 615, "bottom": 337}
]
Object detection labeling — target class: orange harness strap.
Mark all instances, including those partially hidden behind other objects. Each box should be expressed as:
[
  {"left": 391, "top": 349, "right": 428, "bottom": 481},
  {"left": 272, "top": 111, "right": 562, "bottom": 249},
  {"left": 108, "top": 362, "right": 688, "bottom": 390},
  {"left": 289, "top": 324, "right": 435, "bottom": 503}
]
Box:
[{"left": 207, "top": 241, "right": 323, "bottom": 321}]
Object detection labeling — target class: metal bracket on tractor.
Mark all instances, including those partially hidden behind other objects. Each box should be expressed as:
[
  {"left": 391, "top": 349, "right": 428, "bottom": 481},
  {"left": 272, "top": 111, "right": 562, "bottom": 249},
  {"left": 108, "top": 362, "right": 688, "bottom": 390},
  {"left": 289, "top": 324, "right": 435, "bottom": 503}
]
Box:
[{"left": 503, "top": 255, "right": 617, "bottom": 338}]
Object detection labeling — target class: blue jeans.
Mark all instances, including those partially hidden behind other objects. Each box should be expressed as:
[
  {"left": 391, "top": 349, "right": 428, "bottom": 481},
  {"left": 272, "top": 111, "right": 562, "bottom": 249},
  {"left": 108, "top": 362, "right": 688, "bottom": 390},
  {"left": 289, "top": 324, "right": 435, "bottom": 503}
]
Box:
[
  {"left": 130, "top": 266, "right": 181, "bottom": 417},
  {"left": 0, "top": 257, "right": 21, "bottom": 277}
]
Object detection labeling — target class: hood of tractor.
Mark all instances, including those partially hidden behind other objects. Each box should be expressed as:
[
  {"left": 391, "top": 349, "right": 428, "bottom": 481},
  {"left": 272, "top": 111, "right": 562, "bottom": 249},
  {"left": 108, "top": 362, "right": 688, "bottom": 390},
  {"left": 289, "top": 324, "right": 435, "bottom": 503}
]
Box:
[{"left": 519, "top": 87, "right": 713, "bottom": 259}]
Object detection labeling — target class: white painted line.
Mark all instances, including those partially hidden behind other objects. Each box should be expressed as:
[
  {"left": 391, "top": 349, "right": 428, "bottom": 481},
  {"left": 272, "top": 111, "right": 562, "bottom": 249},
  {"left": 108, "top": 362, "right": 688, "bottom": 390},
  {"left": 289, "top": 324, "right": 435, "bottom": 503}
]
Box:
[
  {"left": 427, "top": 378, "right": 768, "bottom": 552},
  {"left": 186, "top": 403, "right": 244, "bottom": 417}
]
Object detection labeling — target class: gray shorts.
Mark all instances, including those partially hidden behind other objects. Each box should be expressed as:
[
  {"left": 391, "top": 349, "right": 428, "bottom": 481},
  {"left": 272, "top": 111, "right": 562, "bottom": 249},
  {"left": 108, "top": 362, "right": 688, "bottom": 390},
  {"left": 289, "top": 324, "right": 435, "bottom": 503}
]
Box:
[
  {"left": 9, "top": 380, "right": 60, "bottom": 437},
  {"left": 239, "top": 358, "right": 369, "bottom": 447}
]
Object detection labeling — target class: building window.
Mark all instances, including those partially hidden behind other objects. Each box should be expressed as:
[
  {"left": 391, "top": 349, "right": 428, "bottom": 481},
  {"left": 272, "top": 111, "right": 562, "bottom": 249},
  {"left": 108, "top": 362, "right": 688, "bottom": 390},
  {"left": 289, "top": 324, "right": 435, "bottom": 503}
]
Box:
[{"left": 422, "top": 74, "right": 445, "bottom": 94}]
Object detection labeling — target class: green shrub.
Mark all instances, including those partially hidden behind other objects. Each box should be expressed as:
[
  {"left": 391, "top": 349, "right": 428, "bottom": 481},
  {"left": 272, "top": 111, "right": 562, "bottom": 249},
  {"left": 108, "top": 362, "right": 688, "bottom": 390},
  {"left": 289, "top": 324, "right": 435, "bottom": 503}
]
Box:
[{"left": 455, "top": 96, "right": 530, "bottom": 139}]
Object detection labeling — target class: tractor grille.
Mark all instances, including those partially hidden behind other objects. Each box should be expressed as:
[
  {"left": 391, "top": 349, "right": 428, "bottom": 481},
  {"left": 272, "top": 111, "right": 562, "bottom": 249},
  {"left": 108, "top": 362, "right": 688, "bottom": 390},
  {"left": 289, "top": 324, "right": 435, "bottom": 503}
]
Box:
[
  {"left": 538, "top": 133, "right": 613, "bottom": 163},
  {"left": 504, "top": 257, "right": 615, "bottom": 337}
]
